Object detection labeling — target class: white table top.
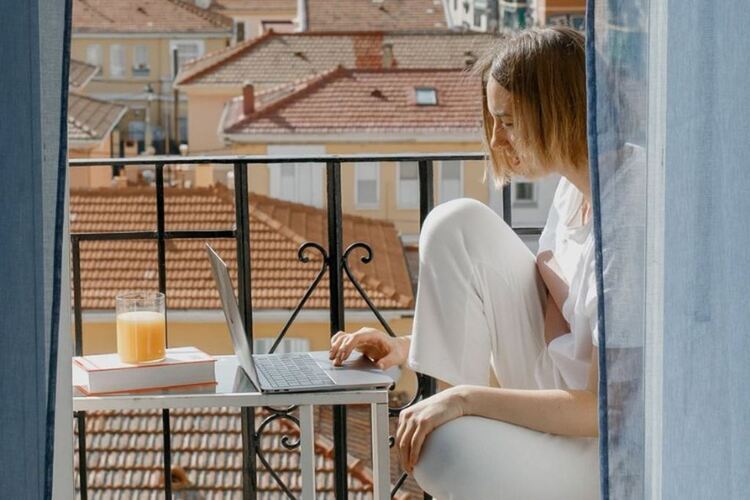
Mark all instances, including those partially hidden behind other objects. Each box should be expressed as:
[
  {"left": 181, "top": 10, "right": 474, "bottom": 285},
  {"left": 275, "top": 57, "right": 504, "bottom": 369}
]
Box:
[{"left": 73, "top": 354, "right": 391, "bottom": 411}]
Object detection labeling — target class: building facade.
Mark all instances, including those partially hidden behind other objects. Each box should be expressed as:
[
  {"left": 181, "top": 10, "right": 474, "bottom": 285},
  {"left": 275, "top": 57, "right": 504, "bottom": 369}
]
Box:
[{"left": 71, "top": 0, "right": 232, "bottom": 155}]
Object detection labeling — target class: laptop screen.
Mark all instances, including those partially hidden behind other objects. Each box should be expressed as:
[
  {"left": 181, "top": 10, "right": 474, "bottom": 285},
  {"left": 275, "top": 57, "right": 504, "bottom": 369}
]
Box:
[{"left": 205, "top": 244, "right": 261, "bottom": 391}]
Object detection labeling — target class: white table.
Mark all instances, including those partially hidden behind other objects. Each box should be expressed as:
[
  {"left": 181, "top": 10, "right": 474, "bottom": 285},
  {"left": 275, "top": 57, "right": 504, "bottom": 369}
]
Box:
[{"left": 74, "top": 355, "right": 392, "bottom": 499}]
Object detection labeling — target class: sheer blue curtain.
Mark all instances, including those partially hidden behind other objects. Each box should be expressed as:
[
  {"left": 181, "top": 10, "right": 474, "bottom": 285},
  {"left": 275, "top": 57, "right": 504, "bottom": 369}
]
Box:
[
  {"left": 0, "top": 0, "right": 72, "bottom": 497},
  {"left": 588, "top": 0, "right": 750, "bottom": 498}
]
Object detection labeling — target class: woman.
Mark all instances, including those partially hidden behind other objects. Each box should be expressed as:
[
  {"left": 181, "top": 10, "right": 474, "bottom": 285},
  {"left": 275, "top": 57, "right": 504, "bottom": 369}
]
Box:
[{"left": 329, "top": 27, "right": 600, "bottom": 499}]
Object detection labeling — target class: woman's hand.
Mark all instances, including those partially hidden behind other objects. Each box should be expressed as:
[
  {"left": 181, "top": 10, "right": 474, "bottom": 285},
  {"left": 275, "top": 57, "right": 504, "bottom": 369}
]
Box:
[
  {"left": 396, "top": 387, "right": 467, "bottom": 473},
  {"left": 329, "top": 327, "right": 410, "bottom": 369}
]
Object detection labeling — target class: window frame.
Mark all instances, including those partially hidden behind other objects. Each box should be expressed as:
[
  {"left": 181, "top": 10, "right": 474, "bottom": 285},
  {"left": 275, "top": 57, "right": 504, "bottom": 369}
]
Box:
[
  {"left": 169, "top": 39, "right": 205, "bottom": 78},
  {"left": 354, "top": 162, "right": 381, "bottom": 209},
  {"left": 438, "top": 159, "right": 464, "bottom": 203},
  {"left": 267, "top": 145, "right": 325, "bottom": 208},
  {"left": 85, "top": 44, "right": 103, "bottom": 76},
  {"left": 109, "top": 44, "right": 126, "bottom": 79},
  {"left": 132, "top": 45, "right": 150, "bottom": 77},
  {"left": 396, "top": 161, "right": 420, "bottom": 209},
  {"left": 414, "top": 87, "right": 438, "bottom": 106}
]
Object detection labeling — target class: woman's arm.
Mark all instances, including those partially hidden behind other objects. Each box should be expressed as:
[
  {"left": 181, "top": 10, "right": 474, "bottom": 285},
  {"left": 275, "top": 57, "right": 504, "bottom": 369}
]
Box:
[
  {"left": 456, "top": 348, "right": 598, "bottom": 437},
  {"left": 396, "top": 349, "right": 599, "bottom": 472}
]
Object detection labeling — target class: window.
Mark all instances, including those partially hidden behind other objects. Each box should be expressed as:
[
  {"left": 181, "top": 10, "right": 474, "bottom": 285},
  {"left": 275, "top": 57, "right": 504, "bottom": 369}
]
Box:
[
  {"left": 398, "top": 161, "right": 419, "bottom": 209},
  {"left": 440, "top": 160, "right": 463, "bottom": 203},
  {"left": 110, "top": 45, "right": 126, "bottom": 78},
  {"left": 235, "top": 21, "right": 246, "bottom": 43},
  {"left": 85, "top": 44, "right": 102, "bottom": 75},
  {"left": 474, "top": 0, "right": 488, "bottom": 26},
  {"left": 268, "top": 145, "right": 325, "bottom": 207},
  {"left": 169, "top": 40, "right": 205, "bottom": 78},
  {"left": 355, "top": 162, "right": 379, "bottom": 208},
  {"left": 513, "top": 181, "right": 536, "bottom": 205},
  {"left": 415, "top": 87, "right": 438, "bottom": 106},
  {"left": 132, "top": 45, "right": 150, "bottom": 77}
]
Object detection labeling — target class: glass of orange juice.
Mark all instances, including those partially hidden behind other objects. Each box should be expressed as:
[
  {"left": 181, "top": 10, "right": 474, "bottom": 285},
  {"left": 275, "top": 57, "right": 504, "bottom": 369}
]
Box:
[{"left": 116, "top": 292, "right": 166, "bottom": 364}]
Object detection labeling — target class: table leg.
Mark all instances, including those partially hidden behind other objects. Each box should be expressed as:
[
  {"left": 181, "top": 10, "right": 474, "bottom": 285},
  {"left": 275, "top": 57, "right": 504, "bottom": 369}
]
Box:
[
  {"left": 299, "top": 405, "right": 316, "bottom": 499},
  {"left": 371, "top": 402, "right": 390, "bottom": 500}
]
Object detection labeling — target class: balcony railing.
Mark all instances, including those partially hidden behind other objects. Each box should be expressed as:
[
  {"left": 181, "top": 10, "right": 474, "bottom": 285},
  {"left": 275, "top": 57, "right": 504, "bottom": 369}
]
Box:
[{"left": 69, "top": 153, "right": 543, "bottom": 500}]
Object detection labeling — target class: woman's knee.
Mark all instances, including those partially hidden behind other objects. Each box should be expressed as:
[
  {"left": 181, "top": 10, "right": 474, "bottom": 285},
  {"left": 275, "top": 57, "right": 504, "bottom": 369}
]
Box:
[
  {"left": 419, "top": 198, "right": 507, "bottom": 256},
  {"left": 412, "top": 417, "right": 479, "bottom": 498}
]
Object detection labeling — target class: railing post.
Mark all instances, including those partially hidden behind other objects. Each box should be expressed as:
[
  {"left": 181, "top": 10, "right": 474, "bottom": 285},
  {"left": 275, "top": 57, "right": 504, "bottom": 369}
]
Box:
[
  {"left": 502, "top": 183, "right": 512, "bottom": 227},
  {"left": 326, "top": 160, "right": 348, "bottom": 499},
  {"left": 418, "top": 159, "right": 437, "bottom": 500},
  {"left": 234, "top": 162, "right": 258, "bottom": 500},
  {"left": 155, "top": 164, "right": 173, "bottom": 500}
]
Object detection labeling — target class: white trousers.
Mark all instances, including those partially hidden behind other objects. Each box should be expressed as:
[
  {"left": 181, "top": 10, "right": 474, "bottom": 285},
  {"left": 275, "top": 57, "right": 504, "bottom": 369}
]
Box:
[{"left": 408, "top": 198, "right": 599, "bottom": 500}]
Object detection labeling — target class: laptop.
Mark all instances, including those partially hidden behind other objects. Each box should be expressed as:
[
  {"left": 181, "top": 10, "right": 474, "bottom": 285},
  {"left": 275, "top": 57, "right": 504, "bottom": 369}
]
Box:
[{"left": 206, "top": 244, "right": 394, "bottom": 393}]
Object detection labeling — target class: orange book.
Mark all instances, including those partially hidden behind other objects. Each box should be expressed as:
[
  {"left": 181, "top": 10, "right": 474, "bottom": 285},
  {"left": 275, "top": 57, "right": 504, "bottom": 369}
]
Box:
[{"left": 73, "top": 346, "right": 216, "bottom": 395}]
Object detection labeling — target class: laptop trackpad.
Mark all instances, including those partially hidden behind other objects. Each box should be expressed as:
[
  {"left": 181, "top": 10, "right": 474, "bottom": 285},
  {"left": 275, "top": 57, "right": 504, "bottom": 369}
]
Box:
[{"left": 308, "top": 350, "right": 396, "bottom": 387}]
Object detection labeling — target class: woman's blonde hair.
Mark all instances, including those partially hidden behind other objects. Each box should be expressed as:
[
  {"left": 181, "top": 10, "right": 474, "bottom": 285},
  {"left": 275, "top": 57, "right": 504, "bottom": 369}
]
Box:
[{"left": 474, "top": 27, "right": 587, "bottom": 186}]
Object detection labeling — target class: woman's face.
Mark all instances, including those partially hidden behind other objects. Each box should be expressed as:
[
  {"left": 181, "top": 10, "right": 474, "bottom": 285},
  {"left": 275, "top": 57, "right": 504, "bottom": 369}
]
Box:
[{"left": 486, "top": 78, "right": 547, "bottom": 178}]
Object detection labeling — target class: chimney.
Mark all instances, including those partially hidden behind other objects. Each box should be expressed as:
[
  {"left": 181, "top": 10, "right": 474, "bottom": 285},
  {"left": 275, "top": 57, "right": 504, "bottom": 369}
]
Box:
[
  {"left": 296, "top": 0, "right": 308, "bottom": 31},
  {"left": 242, "top": 82, "right": 255, "bottom": 115},
  {"left": 382, "top": 43, "right": 394, "bottom": 69}
]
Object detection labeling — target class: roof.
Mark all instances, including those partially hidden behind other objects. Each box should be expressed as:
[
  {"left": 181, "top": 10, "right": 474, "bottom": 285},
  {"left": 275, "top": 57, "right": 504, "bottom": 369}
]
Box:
[
  {"left": 175, "top": 31, "right": 496, "bottom": 87},
  {"left": 69, "top": 59, "right": 99, "bottom": 92},
  {"left": 68, "top": 93, "right": 128, "bottom": 145},
  {"left": 70, "top": 186, "right": 415, "bottom": 311},
  {"left": 72, "top": 0, "right": 233, "bottom": 34},
  {"left": 74, "top": 407, "right": 409, "bottom": 499},
  {"left": 306, "top": 0, "right": 447, "bottom": 31},
  {"left": 222, "top": 67, "right": 482, "bottom": 137},
  {"left": 209, "top": 0, "right": 297, "bottom": 13}
]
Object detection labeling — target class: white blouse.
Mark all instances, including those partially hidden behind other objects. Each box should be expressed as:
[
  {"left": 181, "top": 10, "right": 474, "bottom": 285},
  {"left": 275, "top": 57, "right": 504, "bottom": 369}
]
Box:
[{"left": 535, "top": 178, "right": 599, "bottom": 390}]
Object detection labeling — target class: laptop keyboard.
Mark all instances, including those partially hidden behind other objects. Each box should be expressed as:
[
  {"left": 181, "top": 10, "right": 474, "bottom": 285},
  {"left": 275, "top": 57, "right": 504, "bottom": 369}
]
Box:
[{"left": 254, "top": 353, "right": 336, "bottom": 390}]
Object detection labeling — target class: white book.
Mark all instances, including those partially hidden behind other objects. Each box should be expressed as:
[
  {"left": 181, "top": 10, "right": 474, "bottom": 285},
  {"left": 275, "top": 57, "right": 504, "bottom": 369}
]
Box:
[{"left": 73, "top": 346, "right": 216, "bottom": 395}]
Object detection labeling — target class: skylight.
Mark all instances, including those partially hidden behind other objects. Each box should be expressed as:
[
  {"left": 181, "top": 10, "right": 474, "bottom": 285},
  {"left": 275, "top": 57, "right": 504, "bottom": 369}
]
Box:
[{"left": 415, "top": 87, "right": 438, "bottom": 105}]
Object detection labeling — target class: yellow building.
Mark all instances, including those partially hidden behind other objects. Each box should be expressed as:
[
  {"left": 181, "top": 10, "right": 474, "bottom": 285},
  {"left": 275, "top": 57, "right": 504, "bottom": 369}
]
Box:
[
  {"left": 70, "top": 0, "right": 232, "bottom": 155},
  {"left": 207, "top": 0, "right": 297, "bottom": 42}
]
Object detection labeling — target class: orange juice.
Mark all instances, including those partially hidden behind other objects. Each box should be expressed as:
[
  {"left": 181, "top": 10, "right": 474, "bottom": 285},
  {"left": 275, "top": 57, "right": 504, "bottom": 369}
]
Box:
[{"left": 116, "top": 310, "right": 166, "bottom": 364}]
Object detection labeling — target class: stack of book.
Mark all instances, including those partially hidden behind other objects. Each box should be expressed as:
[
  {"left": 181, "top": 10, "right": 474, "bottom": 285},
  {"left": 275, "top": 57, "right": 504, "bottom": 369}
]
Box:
[{"left": 73, "top": 346, "right": 216, "bottom": 395}]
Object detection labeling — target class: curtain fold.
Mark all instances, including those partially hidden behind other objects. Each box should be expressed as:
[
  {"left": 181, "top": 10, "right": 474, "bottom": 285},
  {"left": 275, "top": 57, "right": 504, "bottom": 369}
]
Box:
[
  {"left": 587, "top": 0, "right": 650, "bottom": 498},
  {"left": 0, "top": 0, "right": 71, "bottom": 497}
]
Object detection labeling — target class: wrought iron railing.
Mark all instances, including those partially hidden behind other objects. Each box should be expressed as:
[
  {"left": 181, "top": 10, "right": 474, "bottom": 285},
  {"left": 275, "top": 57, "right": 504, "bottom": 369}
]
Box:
[{"left": 69, "top": 153, "right": 543, "bottom": 500}]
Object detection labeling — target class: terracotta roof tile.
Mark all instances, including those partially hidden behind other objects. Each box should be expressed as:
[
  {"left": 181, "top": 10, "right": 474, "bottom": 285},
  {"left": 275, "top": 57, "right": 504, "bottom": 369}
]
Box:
[
  {"left": 68, "top": 93, "right": 128, "bottom": 144},
  {"left": 223, "top": 68, "right": 481, "bottom": 136},
  {"left": 176, "top": 31, "right": 495, "bottom": 86},
  {"left": 73, "top": 0, "right": 233, "bottom": 34},
  {"left": 69, "top": 59, "right": 99, "bottom": 91},
  {"left": 75, "top": 407, "right": 385, "bottom": 498},
  {"left": 70, "top": 186, "right": 414, "bottom": 310},
  {"left": 307, "top": 0, "right": 447, "bottom": 31}
]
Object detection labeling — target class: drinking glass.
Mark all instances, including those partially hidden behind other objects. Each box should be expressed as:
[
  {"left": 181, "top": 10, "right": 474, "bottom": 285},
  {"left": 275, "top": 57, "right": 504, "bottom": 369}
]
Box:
[{"left": 116, "top": 291, "right": 166, "bottom": 364}]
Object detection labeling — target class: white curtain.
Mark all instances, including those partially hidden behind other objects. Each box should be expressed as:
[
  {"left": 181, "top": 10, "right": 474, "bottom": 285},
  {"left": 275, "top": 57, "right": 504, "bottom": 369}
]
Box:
[{"left": 588, "top": 0, "right": 750, "bottom": 498}]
